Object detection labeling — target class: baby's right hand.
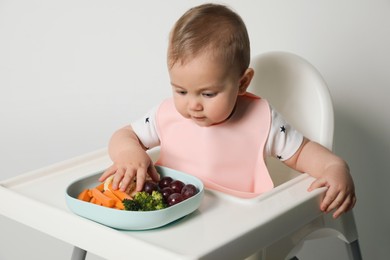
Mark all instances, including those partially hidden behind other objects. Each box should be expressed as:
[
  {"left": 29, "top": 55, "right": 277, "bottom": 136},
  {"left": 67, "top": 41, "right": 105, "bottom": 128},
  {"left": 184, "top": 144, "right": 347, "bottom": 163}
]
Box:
[{"left": 99, "top": 152, "right": 160, "bottom": 193}]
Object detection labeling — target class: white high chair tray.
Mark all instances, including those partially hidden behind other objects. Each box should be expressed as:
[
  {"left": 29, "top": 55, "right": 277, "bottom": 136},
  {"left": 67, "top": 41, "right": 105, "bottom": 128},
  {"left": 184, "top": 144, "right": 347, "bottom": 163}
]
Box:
[{"left": 0, "top": 149, "right": 325, "bottom": 260}]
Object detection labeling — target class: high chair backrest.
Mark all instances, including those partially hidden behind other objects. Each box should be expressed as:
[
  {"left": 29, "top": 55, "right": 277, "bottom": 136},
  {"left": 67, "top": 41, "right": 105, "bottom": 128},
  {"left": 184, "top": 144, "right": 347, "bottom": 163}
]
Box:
[{"left": 247, "top": 51, "right": 335, "bottom": 185}]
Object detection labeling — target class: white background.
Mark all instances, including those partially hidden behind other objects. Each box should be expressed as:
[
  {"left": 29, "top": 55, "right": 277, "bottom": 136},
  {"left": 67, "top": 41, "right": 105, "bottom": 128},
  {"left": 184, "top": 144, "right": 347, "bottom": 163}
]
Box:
[{"left": 1, "top": 0, "right": 389, "bottom": 259}]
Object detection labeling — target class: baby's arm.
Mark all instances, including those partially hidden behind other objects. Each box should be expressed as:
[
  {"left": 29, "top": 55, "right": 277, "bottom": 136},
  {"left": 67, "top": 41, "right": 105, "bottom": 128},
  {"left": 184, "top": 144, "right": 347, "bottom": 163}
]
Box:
[
  {"left": 284, "top": 138, "right": 356, "bottom": 218},
  {"left": 98, "top": 125, "right": 160, "bottom": 192}
]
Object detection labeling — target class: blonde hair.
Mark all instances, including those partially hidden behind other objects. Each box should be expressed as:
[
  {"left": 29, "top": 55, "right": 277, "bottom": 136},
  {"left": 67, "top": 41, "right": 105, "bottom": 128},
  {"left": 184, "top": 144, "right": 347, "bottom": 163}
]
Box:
[{"left": 168, "top": 3, "right": 250, "bottom": 76}]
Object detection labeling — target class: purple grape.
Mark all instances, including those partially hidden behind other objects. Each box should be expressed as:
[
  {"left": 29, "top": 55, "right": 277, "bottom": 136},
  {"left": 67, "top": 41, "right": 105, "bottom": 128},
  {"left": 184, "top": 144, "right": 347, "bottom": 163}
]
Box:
[
  {"left": 181, "top": 184, "right": 198, "bottom": 199},
  {"left": 143, "top": 180, "right": 158, "bottom": 194},
  {"left": 167, "top": 193, "right": 184, "bottom": 206},
  {"left": 161, "top": 187, "right": 174, "bottom": 201},
  {"left": 158, "top": 176, "right": 173, "bottom": 189},
  {"left": 170, "top": 180, "right": 185, "bottom": 193}
]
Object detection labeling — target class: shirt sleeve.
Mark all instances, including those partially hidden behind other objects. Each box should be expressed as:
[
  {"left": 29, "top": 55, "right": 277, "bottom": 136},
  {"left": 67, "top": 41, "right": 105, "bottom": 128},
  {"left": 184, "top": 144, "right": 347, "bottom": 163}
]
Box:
[
  {"left": 265, "top": 106, "right": 304, "bottom": 161},
  {"left": 130, "top": 105, "right": 160, "bottom": 150}
]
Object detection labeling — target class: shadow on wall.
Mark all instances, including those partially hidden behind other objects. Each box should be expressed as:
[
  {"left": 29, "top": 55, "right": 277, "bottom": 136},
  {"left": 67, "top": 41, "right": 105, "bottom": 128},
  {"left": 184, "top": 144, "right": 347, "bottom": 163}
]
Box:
[{"left": 333, "top": 107, "right": 390, "bottom": 259}]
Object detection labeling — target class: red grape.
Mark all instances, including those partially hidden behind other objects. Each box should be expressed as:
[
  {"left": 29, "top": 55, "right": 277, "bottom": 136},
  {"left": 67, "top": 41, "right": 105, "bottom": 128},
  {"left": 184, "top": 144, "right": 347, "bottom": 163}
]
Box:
[
  {"left": 170, "top": 180, "right": 185, "bottom": 193},
  {"left": 161, "top": 187, "right": 174, "bottom": 201},
  {"left": 143, "top": 180, "right": 158, "bottom": 194},
  {"left": 181, "top": 184, "right": 198, "bottom": 199},
  {"left": 158, "top": 176, "right": 173, "bottom": 189},
  {"left": 167, "top": 193, "right": 184, "bottom": 206}
]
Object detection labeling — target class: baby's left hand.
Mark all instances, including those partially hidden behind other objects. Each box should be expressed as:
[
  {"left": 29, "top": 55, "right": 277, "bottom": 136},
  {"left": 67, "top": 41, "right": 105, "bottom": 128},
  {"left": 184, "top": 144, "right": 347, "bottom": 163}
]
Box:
[{"left": 308, "top": 164, "right": 356, "bottom": 218}]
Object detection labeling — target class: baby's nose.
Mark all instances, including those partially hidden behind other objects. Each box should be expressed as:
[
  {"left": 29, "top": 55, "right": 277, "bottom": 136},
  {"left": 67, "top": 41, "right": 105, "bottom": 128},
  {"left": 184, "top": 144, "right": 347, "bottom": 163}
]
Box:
[{"left": 189, "top": 98, "right": 203, "bottom": 111}]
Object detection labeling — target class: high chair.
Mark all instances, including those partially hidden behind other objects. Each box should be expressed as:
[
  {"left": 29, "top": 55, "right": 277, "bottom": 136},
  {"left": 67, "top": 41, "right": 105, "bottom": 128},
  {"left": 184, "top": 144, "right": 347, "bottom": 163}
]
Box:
[
  {"left": 246, "top": 51, "right": 362, "bottom": 259},
  {"left": 0, "top": 52, "right": 362, "bottom": 260}
]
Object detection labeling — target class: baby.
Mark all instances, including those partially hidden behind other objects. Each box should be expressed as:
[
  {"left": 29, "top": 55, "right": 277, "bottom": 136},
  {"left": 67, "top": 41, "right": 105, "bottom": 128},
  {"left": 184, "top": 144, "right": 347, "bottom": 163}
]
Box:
[{"left": 99, "top": 3, "right": 356, "bottom": 218}]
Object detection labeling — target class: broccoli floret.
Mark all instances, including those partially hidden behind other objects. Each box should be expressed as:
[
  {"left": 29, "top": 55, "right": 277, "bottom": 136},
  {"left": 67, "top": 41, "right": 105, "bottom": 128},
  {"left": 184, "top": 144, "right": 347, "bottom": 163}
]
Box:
[
  {"left": 123, "top": 191, "right": 167, "bottom": 211},
  {"left": 151, "top": 190, "right": 163, "bottom": 201},
  {"left": 122, "top": 199, "right": 140, "bottom": 211},
  {"left": 150, "top": 191, "right": 166, "bottom": 210},
  {"left": 134, "top": 191, "right": 149, "bottom": 203}
]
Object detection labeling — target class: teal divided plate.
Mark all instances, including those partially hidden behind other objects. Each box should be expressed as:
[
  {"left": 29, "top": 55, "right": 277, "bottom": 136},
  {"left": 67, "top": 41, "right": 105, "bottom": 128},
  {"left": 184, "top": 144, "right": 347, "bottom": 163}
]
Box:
[{"left": 65, "top": 166, "right": 204, "bottom": 230}]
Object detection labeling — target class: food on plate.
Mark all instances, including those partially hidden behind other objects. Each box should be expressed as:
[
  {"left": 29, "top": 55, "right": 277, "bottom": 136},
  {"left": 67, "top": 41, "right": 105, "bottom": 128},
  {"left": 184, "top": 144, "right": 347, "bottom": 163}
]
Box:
[
  {"left": 158, "top": 176, "right": 173, "bottom": 189},
  {"left": 169, "top": 180, "right": 185, "bottom": 193},
  {"left": 103, "top": 175, "right": 137, "bottom": 198},
  {"left": 77, "top": 173, "right": 199, "bottom": 211},
  {"left": 95, "top": 182, "right": 104, "bottom": 192},
  {"left": 181, "top": 184, "right": 198, "bottom": 199},
  {"left": 143, "top": 180, "right": 159, "bottom": 195},
  {"left": 167, "top": 193, "right": 184, "bottom": 206},
  {"left": 77, "top": 189, "right": 91, "bottom": 202},
  {"left": 123, "top": 191, "right": 167, "bottom": 211},
  {"left": 103, "top": 189, "right": 125, "bottom": 210},
  {"left": 91, "top": 188, "right": 116, "bottom": 208},
  {"left": 161, "top": 187, "right": 174, "bottom": 201},
  {"left": 76, "top": 176, "right": 133, "bottom": 210}
]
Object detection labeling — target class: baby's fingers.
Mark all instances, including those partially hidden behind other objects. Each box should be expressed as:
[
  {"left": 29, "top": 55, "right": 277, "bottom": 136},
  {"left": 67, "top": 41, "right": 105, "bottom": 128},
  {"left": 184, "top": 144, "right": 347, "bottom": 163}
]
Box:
[
  {"left": 119, "top": 168, "right": 137, "bottom": 192},
  {"left": 319, "top": 184, "right": 345, "bottom": 213},
  {"left": 135, "top": 167, "right": 147, "bottom": 192},
  {"left": 308, "top": 177, "right": 329, "bottom": 192},
  {"left": 111, "top": 168, "right": 126, "bottom": 190},
  {"left": 99, "top": 166, "right": 117, "bottom": 182},
  {"left": 323, "top": 190, "right": 346, "bottom": 212},
  {"left": 148, "top": 163, "right": 160, "bottom": 182},
  {"left": 332, "top": 194, "right": 357, "bottom": 219},
  {"left": 133, "top": 163, "right": 160, "bottom": 192}
]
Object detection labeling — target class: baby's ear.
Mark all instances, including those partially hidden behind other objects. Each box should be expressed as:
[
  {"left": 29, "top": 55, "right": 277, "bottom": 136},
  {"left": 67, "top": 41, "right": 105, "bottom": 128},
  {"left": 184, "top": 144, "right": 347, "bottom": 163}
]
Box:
[{"left": 238, "top": 68, "right": 254, "bottom": 95}]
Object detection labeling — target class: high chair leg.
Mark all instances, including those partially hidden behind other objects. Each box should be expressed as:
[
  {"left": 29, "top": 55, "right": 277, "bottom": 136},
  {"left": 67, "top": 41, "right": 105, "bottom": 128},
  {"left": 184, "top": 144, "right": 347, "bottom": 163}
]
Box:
[
  {"left": 348, "top": 239, "right": 363, "bottom": 260},
  {"left": 71, "top": 246, "right": 87, "bottom": 260}
]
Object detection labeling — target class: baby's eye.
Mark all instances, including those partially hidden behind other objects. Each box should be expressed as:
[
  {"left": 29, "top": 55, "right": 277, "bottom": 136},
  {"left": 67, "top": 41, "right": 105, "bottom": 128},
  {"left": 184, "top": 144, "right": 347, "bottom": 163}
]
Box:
[
  {"left": 202, "top": 92, "right": 217, "bottom": 98},
  {"left": 176, "top": 90, "right": 187, "bottom": 95}
]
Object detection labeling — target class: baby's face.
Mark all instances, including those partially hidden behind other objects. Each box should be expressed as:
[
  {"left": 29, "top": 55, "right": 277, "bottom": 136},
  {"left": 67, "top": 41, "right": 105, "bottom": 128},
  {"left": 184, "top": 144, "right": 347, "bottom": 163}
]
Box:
[{"left": 169, "top": 53, "right": 244, "bottom": 127}]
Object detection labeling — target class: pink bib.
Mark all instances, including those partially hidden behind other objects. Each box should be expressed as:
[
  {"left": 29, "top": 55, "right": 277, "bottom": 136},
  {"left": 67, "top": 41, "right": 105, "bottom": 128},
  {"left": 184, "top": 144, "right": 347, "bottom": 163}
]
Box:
[{"left": 155, "top": 93, "right": 274, "bottom": 198}]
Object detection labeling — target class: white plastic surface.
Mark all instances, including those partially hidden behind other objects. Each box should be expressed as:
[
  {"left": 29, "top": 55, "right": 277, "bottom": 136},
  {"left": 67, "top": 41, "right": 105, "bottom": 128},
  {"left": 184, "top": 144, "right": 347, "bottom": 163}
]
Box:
[
  {"left": 0, "top": 148, "right": 326, "bottom": 260},
  {"left": 248, "top": 51, "right": 334, "bottom": 150},
  {"left": 248, "top": 51, "right": 335, "bottom": 187},
  {"left": 247, "top": 52, "right": 360, "bottom": 259}
]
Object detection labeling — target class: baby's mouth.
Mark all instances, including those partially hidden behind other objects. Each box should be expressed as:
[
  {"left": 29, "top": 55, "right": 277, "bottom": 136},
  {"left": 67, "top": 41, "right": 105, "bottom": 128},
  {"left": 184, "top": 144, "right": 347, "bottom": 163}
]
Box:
[{"left": 192, "top": 116, "right": 206, "bottom": 120}]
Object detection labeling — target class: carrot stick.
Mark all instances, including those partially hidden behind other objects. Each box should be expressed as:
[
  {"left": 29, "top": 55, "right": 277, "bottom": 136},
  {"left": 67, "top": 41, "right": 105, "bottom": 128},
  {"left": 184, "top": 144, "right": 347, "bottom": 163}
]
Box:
[
  {"left": 107, "top": 183, "right": 132, "bottom": 201},
  {"left": 115, "top": 201, "right": 125, "bottom": 210},
  {"left": 76, "top": 180, "right": 131, "bottom": 210},
  {"left": 103, "top": 190, "right": 125, "bottom": 210},
  {"left": 95, "top": 183, "right": 105, "bottom": 192},
  {"left": 91, "top": 188, "right": 116, "bottom": 208},
  {"left": 78, "top": 189, "right": 92, "bottom": 202}
]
